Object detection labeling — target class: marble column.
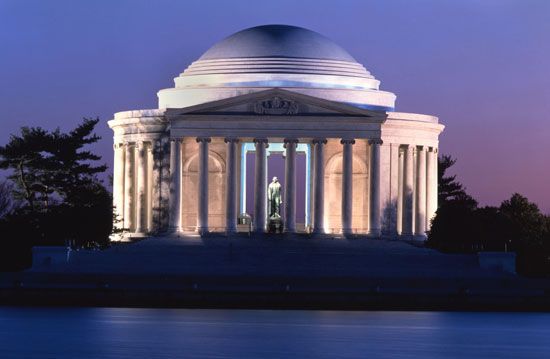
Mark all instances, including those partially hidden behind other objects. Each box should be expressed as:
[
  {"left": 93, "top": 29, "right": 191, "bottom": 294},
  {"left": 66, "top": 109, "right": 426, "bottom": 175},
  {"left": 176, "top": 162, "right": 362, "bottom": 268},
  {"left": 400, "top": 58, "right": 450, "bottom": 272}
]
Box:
[
  {"left": 136, "top": 141, "right": 148, "bottom": 234},
  {"left": 196, "top": 137, "right": 211, "bottom": 235},
  {"left": 397, "top": 148, "right": 404, "bottom": 235},
  {"left": 341, "top": 139, "right": 355, "bottom": 235},
  {"left": 368, "top": 139, "right": 383, "bottom": 237},
  {"left": 159, "top": 137, "right": 171, "bottom": 231},
  {"left": 415, "top": 146, "right": 427, "bottom": 238},
  {"left": 123, "top": 142, "right": 135, "bottom": 232},
  {"left": 402, "top": 145, "right": 414, "bottom": 237},
  {"left": 312, "top": 138, "right": 327, "bottom": 234},
  {"left": 225, "top": 138, "right": 239, "bottom": 234},
  {"left": 149, "top": 140, "right": 161, "bottom": 232},
  {"left": 113, "top": 143, "right": 125, "bottom": 229},
  {"left": 426, "top": 147, "right": 438, "bottom": 230},
  {"left": 253, "top": 139, "right": 268, "bottom": 233},
  {"left": 283, "top": 139, "right": 298, "bottom": 233},
  {"left": 168, "top": 138, "right": 182, "bottom": 233}
]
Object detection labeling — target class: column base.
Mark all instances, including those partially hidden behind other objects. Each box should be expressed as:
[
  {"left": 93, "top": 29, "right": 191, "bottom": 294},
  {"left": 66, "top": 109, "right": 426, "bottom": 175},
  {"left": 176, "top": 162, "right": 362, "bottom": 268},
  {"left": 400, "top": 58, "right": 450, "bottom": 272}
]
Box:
[
  {"left": 381, "top": 232, "right": 399, "bottom": 240},
  {"left": 368, "top": 229, "right": 381, "bottom": 238},
  {"left": 399, "top": 233, "right": 415, "bottom": 241},
  {"left": 196, "top": 227, "right": 209, "bottom": 236},
  {"left": 121, "top": 231, "right": 149, "bottom": 240},
  {"left": 225, "top": 227, "right": 237, "bottom": 236},
  {"left": 167, "top": 227, "right": 182, "bottom": 234},
  {"left": 413, "top": 234, "right": 428, "bottom": 241},
  {"left": 341, "top": 228, "right": 353, "bottom": 237}
]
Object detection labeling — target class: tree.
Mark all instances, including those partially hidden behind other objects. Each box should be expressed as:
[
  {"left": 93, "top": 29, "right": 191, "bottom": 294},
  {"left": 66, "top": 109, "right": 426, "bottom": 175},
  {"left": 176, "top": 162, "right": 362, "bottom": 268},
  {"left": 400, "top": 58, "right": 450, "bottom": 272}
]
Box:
[
  {"left": 427, "top": 193, "right": 478, "bottom": 252},
  {"left": 0, "top": 127, "right": 52, "bottom": 209},
  {"left": 429, "top": 154, "right": 550, "bottom": 276},
  {"left": 471, "top": 206, "right": 512, "bottom": 251},
  {"left": 499, "top": 194, "right": 549, "bottom": 276},
  {"left": 0, "top": 118, "right": 112, "bottom": 256},
  {"left": 427, "top": 155, "right": 478, "bottom": 251},
  {"left": 0, "top": 180, "right": 14, "bottom": 219},
  {"left": 500, "top": 193, "right": 547, "bottom": 248},
  {"left": 438, "top": 155, "right": 468, "bottom": 206},
  {"left": 0, "top": 118, "right": 107, "bottom": 211}
]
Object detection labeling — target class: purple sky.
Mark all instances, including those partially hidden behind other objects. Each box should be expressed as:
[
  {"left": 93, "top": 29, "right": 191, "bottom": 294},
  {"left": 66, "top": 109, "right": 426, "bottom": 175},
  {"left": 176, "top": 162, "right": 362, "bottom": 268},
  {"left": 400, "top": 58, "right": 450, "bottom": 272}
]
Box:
[{"left": 1, "top": 0, "right": 549, "bottom": 213}]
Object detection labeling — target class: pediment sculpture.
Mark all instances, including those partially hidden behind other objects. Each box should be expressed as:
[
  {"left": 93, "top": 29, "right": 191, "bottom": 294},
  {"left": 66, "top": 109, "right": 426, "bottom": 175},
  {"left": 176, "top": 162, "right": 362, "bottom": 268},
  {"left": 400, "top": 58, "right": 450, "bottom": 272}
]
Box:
[{"left": 253, "top": 96, "right": 299, "bottom": 115}]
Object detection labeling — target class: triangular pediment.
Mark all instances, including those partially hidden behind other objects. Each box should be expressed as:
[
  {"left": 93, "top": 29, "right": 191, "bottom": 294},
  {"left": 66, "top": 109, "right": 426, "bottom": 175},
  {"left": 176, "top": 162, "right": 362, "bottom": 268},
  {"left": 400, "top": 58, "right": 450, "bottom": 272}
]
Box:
[{"left": 165, "top": 89, "right": 384, "bottom": 119}]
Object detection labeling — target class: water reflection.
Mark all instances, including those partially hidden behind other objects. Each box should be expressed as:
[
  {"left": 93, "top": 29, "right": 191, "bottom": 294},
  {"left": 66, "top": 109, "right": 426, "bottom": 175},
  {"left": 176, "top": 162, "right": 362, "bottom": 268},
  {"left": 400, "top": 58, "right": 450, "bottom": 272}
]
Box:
[{"left": 0, "top": 308, "right": 549, "bottom": 358}]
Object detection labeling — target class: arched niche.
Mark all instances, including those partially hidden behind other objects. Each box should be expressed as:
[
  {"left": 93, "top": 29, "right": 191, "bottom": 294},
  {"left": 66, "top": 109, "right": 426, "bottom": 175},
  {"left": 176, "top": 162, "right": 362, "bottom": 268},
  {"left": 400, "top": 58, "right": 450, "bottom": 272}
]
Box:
[
  {"left": 324, "top": 152, "right": 369, "bottom": 233},
  {"left": 182, "top": 150, "right": 226, "bottom": 231}
]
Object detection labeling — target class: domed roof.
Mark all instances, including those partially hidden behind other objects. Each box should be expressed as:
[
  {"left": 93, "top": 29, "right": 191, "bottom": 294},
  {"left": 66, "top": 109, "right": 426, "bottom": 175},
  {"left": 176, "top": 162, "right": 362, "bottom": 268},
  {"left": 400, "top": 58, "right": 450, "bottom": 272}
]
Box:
[
  {"left": 157, "top": 25, "right": 396, "bottom": 112},
  {"left": 199, "top": 25, "right": 356, "bottom": 62}
]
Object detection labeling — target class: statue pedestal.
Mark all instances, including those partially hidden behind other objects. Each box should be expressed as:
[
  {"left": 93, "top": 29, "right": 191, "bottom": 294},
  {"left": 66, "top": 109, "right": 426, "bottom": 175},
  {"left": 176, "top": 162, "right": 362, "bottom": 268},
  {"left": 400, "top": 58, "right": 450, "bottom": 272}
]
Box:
[{"left": 268, "top": 216, "right": 284, "bottom": 234}]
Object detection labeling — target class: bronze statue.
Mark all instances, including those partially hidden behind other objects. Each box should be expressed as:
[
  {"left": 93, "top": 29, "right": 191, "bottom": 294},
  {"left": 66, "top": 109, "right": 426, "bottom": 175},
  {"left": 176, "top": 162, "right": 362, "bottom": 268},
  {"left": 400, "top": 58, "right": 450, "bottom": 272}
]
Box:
[{"left": 268, "top": 176, "right": 282, "bottom": 219}]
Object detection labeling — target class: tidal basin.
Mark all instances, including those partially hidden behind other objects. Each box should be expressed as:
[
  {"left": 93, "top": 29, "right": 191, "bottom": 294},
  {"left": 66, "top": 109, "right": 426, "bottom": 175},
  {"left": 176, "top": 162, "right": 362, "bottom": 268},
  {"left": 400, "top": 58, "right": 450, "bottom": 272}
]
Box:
[{"left": 1, "top": 308, "right": 550, "bottom": 358}]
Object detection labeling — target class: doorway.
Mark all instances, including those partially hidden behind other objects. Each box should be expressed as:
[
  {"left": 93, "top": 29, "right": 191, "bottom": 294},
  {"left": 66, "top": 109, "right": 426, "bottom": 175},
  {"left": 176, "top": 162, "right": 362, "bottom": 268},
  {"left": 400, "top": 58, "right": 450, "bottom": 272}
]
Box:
[{"left": 240, "top": 142, "right": 310, "bottom": 230}]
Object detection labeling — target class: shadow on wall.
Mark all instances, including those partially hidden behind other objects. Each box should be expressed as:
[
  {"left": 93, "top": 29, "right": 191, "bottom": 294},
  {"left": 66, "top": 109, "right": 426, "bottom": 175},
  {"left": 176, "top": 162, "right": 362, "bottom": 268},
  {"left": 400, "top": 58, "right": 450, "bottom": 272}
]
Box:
[
  {"left": 150, "top": 138, "right": 170, "bottom": 233},
  {"left": 382, "top": 199, "right": 398, "bottom": 237}
]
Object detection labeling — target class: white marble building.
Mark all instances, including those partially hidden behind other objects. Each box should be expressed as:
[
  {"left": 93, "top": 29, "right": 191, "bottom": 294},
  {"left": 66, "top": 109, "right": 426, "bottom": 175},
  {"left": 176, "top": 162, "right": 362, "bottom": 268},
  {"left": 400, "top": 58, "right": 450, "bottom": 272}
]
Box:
[{"left": 108, "top": 25, "right": 444, "bottom": 239}]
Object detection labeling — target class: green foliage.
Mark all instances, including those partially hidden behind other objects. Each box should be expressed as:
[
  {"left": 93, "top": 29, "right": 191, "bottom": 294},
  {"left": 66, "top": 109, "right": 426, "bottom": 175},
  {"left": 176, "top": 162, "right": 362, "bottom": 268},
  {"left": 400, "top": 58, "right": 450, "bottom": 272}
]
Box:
[
  {"left": 0, "top": 180, "right": 15, "bottom": 218},
  {"left": 428, "top": 165, "right": 550, "bottom": 277},
  {"left": 500, "top": 193, "right": 547, "bottom": 248},
  {"left": 438, "top": 155, "right": 468, "bottom": 205},
  {"left": 0, "top": 118, "right": 113, "bottom": 270},
  {"left": 427, "top": 193, "right": 479, "bottom": 252},
  {"left": 499, "top": 194, "right": 550, "bottom": 276},
  {"left": 0, "top": 118, "right": 107, "bottom": 210}
]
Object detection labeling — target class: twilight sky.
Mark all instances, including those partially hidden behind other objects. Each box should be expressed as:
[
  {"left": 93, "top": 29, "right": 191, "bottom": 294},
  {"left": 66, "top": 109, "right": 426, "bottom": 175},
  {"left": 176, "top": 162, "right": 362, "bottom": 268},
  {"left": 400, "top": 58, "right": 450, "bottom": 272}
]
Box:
[{"left": 1, "top": 0, "right": 549, "bottom": 213}]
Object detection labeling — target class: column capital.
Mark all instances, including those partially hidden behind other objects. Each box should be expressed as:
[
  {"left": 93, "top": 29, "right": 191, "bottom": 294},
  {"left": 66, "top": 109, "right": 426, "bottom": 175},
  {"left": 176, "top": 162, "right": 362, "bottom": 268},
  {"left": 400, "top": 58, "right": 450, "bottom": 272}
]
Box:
[
  {"left": 312, "top": 138, "right": 327, "bottom": 145},
  {"left": 113, "top": 143, "right": 124, "bottom": 150},
  {"left": 368, "top": 139, "right": 383, "bottom": 146},
  {"left": 416, "top": 145, "right": 426, "bottom": 151},
  {"left": 224, "top": 137, "right": 240, "bottom": 144},
  {"left": 340, "top": 138, "right": 356, "bottom": 145},
  {"left": 196, "top": 137, "right": 211, "bottom": 143},
  {"left": 283, "top": 138, "right": 299, "bottom": 148},
  {"left": 253, "top": 138, "right": 269, "bottom": 145},
  {"left": 135, "top": 140, "right": 148, "bottom": 150},
  {"left": 429, "top": 147, "right": 438, "bottom": 154}
]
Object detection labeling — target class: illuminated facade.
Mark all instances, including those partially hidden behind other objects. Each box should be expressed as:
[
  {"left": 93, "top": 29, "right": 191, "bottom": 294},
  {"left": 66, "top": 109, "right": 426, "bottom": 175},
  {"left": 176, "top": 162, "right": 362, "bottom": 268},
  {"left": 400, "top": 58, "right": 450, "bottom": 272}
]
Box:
[{"left": 108, "top": 25, "right": 444, "bottom": 239}]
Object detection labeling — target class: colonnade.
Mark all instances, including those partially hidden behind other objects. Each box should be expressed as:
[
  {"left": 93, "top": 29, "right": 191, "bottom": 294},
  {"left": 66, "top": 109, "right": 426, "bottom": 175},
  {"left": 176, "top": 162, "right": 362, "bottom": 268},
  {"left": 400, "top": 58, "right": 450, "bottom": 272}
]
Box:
[
  {"left": 113, "top": 136, "right": 436, "bottom": 238},
  {"left": 113, "top": 140, "right": 160, "bottom": 235},
  {"left": 398, "top": 145, "right": 438, "bottom": 239},
  {"left": 162, "top": 136, "right": 382, "bottom": 236}
]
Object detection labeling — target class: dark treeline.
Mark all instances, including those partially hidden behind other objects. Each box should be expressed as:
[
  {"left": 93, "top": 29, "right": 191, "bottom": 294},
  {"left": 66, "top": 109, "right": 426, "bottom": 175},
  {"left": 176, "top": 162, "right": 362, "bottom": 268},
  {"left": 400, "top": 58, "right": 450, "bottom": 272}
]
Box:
[
  {"left": 427, "top": 155, "right": 550, "bottom": 277},
  {"left": 0, "top": 119, "right": 114, "bottom": 271}
]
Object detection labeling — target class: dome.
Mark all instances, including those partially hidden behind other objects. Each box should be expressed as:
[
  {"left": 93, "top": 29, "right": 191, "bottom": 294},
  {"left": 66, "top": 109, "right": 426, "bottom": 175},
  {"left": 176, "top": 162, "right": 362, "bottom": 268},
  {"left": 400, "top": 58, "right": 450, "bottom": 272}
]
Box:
[
  {"left": 199, "top": 25, "right": 357, "bottom": 62},
  {"left": 158, "top": 25, "right": 396, "bottom": 111}
]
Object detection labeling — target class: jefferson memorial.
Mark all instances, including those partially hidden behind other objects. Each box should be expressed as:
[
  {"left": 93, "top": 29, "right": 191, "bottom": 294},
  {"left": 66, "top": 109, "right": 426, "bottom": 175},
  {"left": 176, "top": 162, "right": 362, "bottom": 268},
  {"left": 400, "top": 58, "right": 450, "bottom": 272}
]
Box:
[{"left": 108, "top": 25, "right": 444, "bottom": 239}]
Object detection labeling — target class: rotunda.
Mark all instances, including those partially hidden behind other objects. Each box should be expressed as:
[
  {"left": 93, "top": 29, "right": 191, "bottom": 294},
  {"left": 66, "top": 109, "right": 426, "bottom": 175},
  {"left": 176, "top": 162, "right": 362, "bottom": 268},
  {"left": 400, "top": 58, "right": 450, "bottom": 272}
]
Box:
[{"left": 108, "top": 25, "right": 444, "bottom": 239}]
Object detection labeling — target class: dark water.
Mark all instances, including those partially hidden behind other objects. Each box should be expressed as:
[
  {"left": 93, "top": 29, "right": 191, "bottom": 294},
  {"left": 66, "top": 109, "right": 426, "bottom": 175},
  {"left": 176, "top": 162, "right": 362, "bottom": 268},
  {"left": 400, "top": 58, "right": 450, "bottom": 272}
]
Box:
[{"left": 1, "top": 308, "right": 549, "bottom": 358}]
